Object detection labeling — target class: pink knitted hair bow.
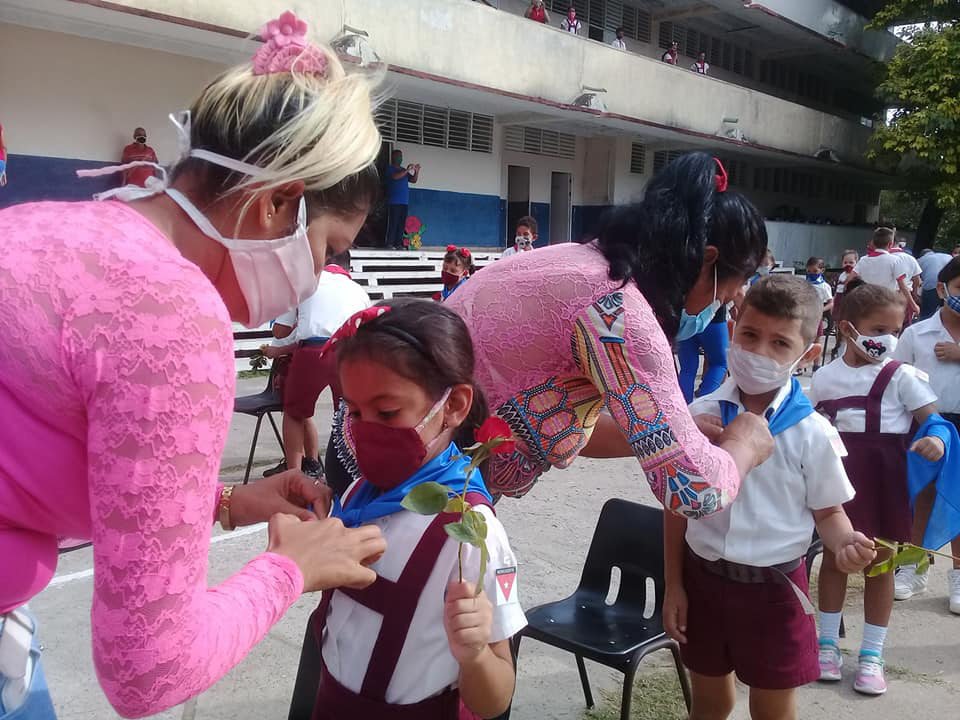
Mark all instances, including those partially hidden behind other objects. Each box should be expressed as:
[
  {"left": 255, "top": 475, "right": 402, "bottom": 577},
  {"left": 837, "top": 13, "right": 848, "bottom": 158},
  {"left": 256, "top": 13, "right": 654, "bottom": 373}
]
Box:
[{"left": 253, "top": 10, "right": 328, "bottom": 76}]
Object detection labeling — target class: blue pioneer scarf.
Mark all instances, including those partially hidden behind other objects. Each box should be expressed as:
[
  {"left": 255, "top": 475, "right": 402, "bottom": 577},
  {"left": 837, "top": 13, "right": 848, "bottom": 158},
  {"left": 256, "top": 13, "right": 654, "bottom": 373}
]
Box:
[
  {"left": 908, "top": 415, "right": 960, "bottom": 550},
  {"left": 719, "top": 378, "right": 815, "bottom": 436}
]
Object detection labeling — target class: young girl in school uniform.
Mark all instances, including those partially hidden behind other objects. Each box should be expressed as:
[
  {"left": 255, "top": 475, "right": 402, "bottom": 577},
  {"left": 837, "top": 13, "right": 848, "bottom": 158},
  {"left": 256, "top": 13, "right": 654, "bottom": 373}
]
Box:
[
  {"left": 303, "top": 298, "right": 526, "bottom": 719},
  {"left": 809, "top": 281, "right": 945, "bottom": 696},
  {"left": 439, "top": 245, "right": 474, "bottom": 301}
]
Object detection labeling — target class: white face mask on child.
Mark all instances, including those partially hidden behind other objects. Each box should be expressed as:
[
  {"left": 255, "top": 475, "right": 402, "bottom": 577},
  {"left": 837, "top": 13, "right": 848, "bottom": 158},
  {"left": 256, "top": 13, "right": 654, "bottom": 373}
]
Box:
[
  {"left": 727, "top": 343, "right": 807, "bottom": 395},
  {"left": 849, "top": 325, "right": 898, "bottom": 363}
]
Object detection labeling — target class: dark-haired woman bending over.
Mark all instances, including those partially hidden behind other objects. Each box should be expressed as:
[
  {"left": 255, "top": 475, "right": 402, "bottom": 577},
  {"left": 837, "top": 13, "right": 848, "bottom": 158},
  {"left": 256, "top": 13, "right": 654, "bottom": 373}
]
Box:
[{"left": 442, "top": 153, "right": 774, "bottom": 516}]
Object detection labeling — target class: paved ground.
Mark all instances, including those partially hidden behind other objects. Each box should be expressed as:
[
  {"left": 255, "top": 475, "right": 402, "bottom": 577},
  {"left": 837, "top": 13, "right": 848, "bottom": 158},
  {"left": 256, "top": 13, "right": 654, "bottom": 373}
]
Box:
[{"left": 33, "top": 377, "right": 960, "bottom": 719}]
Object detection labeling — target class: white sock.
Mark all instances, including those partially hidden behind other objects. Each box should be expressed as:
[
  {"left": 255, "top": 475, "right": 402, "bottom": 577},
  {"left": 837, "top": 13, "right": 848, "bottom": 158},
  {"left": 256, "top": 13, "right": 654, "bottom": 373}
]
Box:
[
  {"left": 819, "top": 610, "right": 843, "bottom": 645},
  {"left": 860, "top": 623, "right": 888, "bottom": 658}
]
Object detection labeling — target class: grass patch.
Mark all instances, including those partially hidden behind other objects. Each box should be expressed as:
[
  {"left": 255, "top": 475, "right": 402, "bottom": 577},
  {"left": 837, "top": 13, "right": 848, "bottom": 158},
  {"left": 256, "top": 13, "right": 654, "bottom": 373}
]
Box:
[
  {"left": 237, "top": 369, "right": 270, "bottom": 380},
  {"left": 584, "top": 670, "right": 687, "bottom": 720},
  {"left": 885, "top": 664, "right": 950, "bottom": 688}
]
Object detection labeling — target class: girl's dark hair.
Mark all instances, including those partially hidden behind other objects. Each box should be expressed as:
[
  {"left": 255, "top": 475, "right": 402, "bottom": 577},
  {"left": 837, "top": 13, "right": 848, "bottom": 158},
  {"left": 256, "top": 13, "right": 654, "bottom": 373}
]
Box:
[
  {"left": 596, "top": 152, "right": 767, "bottom": 337},
  {"left": 444, "top": 247, "right": 476, "bottom": 275},
  {"left": 839, "top": 281, "right": 904, "bottom": 326},
  {"left": 335, "top": 298, "right": 489, "bottom": 451}
]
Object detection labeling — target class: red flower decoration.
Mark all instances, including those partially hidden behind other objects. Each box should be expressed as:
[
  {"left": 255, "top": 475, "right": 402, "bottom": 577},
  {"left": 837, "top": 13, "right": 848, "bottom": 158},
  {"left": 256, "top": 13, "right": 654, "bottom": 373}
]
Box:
[
  {"left": 446, "top": 244, "right": 457, "bottom": 253},
  {"left": 475, "top": 417, "right": 515, "bottom": 455},
  {"left": 714, "top": 157, "right": 729, "bottom": 193},
  {"left": 405, "top": 216, "right": 422, "bottom": 234},
  {"left": 458, "top": 247, "right": 471, "bottom": 259}
]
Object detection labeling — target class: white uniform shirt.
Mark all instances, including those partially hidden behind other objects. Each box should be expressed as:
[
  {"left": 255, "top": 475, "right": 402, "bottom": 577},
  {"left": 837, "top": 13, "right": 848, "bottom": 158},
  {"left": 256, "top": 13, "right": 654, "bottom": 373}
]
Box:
[
  {"left": 293, "top": 271, "right": 370, "bottom": 342},
  {"left": 809, "top": 357, "right": 936, "bottom": 433},
  {"left": 561, "top": 17, "right": 582, "bottom": 34},
  {"left": 836, "top": 270, "right": 853, "bottom": 296},
  {"left": 687, "top": 378, "right": 854, "bottom": 567},
  {"left": 811, "top": 279, "right": 833, "bottom": 307},
  {"left": 271, "top": 309, "right": 298, "bottom": 347},
  {"left": 893, "top": 250, "right": 922, "bottom": 290},
  {"left": 895, "top": 313, "right": 960, "bottom": 413},
  {"left": 611, "top": 38, "right": 627, "bottom": 50},
  {"left": 322, "top": 503, "right": 527, "bottom": 703},
  {"left": 500, "top": 246, "right": 517, "bottom": 258},
  {"left": 853, "top": 251, "right": 905, "bottom": 291},
  {"left": 690, "top": 61, "right": 710, "bottom": 74}
]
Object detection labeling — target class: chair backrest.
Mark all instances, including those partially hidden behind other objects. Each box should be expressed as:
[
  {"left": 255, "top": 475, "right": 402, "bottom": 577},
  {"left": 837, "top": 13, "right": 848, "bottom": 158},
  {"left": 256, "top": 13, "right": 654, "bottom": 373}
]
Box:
[{"left": 577, "top": 499, "right": 666, "bottom": 612}]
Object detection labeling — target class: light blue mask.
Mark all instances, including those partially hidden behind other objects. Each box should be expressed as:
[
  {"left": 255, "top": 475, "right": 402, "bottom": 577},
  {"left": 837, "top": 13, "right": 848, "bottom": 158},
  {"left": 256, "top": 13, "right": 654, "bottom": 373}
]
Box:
[{"left": 677, "top": 266, "right": 721, "bottom": 341}]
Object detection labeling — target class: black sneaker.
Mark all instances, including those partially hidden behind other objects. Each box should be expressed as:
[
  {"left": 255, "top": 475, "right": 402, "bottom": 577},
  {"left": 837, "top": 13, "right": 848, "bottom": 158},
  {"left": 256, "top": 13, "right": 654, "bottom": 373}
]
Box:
[
  {"left": 262, "top": 460, "right": 288, "bottom": 478},
  {"left": 302, "top": 457, "right": 323, "bottom": 479}
]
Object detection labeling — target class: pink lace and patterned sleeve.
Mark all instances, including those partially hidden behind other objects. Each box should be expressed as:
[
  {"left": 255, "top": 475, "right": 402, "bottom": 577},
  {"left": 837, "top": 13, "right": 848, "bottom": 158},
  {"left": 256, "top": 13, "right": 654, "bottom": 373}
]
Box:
[
  {"left": 571, "top": 290, "right": 740, "bottom": 517},
  {"left": 62, "top": 272, "right": 303, "bottom": 717}
]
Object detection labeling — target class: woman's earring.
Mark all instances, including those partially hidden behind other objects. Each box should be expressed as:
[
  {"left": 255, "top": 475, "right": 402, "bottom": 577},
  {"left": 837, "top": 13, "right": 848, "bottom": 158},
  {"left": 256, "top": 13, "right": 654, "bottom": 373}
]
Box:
[{"left": 267, "top": 213, "right": 273, "bottom": 219}]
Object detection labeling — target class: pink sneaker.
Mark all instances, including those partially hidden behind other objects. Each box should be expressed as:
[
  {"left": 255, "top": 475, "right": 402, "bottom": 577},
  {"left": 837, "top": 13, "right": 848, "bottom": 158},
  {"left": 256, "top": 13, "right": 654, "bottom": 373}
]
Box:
[
  {"left": 853, "top": 654, "right": 887, "bottom": 695},
  {"left": 818, "top": 641, "right": 842, "bottom": 681}
]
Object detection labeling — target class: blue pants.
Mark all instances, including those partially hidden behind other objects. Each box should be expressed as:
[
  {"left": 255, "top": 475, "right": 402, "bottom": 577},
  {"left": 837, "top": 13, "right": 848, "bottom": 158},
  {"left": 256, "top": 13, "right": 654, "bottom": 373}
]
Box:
[
  {"left": 0, "top": 610, "right": 57, "bottom": 720},
  {"left": 385, "top": 203, "right": 408, "bottom": 249},
  {"left": 678, "top": 321, "right": 729, "bottom": 404}
]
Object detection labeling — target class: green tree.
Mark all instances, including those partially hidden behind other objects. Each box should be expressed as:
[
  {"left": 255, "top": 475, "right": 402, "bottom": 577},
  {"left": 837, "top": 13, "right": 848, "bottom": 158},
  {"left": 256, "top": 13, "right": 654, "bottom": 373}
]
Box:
[{"left": 869, "top": 1, "right": 960, "bottom": 250}]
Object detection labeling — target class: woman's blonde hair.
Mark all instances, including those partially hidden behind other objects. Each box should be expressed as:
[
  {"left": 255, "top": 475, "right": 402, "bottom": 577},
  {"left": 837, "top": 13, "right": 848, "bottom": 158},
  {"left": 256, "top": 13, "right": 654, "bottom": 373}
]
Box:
[{"left": 173, "top": 39, "right": 381, "bottom": 215}]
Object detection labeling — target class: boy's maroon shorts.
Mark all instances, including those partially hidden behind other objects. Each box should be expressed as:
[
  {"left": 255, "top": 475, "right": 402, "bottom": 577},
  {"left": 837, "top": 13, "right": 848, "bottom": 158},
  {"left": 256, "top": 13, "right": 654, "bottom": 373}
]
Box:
[
  {"left": 284, "top": 343, "right": 341, "bottom": 420},
  {"left": 680, "top": 550, "right": 819, "bottom": 690}
]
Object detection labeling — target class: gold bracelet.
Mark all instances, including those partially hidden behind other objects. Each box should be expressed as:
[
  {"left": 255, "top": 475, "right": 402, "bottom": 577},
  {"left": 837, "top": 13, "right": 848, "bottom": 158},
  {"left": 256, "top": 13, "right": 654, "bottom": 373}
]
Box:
[{"left": 219, "top": 485, "right": 236, "bottom": 531}]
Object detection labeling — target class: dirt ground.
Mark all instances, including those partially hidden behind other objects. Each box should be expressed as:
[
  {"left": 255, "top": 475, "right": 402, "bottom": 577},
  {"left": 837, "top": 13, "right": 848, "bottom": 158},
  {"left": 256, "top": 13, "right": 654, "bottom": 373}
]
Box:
[{"left": 32, "top": 379, "right": 960, "bottom": 719}]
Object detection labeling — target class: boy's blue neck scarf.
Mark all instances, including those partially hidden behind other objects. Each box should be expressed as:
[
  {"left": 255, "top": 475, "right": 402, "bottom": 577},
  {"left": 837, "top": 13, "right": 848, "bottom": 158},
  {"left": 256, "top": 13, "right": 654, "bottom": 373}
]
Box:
[
  {"left": 807, "top": 273, "right": 825, "bottom": 285},
  {"left": 332, "top": 442, "right": 493, "bottom": 528},
  {"left": 719, "top": 378, "right": 815, "bottom": 436},
  {"left": 441, "top": 276, "right": 468, "bottom": 301}
]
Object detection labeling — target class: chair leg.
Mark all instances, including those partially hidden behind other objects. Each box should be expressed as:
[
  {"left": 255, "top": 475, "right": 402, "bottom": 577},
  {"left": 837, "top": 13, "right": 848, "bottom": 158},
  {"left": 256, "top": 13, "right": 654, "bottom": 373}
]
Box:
[
  {"left": 840, "top": 615, "right": 846, "bottom": 639},
  {"left": 670, "top": 642, "right": 693, "bottom": 711},
  {"left": 244, "top": 414, "right": 265, "bottom": 485},
  {"left": 575, "top": 654, "right": 594, "bottom": 709},
  {"left": 620, "top": 665, "right": 638, "bottom": 720},
  {"left": 266, "top": 411, "right": 285, "bottom": 454}
]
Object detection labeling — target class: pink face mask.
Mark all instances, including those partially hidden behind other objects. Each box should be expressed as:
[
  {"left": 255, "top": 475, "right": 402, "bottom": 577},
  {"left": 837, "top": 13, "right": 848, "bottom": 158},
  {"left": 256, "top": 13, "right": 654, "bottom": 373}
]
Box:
[{"left": 350, "top": 389, "right": 451, "bottom": 489}]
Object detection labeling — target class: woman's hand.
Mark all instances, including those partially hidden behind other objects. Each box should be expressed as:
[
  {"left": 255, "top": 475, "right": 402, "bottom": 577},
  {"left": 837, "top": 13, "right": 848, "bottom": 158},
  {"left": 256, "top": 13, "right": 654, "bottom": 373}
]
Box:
[
  {"left": 229, "top": 470, "right": 332, "bottom": 526},
  {"left": 267, "top": 514, "right": 386, "bottom": 592},
  {"left": 717, "top": 412, "right": 774, "bottom": 473},
  {"left": 444, "top": 581, "right": 493, "bottom": 666},
  {"left": 692, "top": 414, "right": 724, "bottom": 443}
]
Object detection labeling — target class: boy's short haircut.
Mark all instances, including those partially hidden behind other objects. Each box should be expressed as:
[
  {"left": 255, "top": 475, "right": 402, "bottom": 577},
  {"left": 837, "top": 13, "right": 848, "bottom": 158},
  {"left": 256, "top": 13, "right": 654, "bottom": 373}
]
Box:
[
  {"left": 842, "top": 249, "right": 858, "bottom": 259},
  {"left": 938, "top": 257, "right": 960, "bottom": 286},
  {"left": 839, "top": 282, "right": 904, "bottom": 326},
  {"left": 806, "top": 256, "right": 822, "bottom": 268},
  {"left": 873, "top": 227, "right": 895, "bottom": 248},
  {"left": 741, "top": 274, "right": 822, "bottom": 345},
  {"left": 516, "top": 215, "right": 538, "bottom": 236}
]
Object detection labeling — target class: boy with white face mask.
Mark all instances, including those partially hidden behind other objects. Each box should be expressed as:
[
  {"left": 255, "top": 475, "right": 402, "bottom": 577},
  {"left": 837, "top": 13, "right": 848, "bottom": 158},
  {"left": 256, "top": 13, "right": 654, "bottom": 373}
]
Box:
[{"left": 664, "top": 274, "right": 874, "bottom": 720}]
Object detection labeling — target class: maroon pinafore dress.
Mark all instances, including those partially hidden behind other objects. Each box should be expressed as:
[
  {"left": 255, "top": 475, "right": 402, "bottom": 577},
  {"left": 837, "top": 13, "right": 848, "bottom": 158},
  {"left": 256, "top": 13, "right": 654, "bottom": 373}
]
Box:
[
  {"left": 815, "top": 361, "right": 913, "bottom": 541},
  {"left": 308, "top": 494, "right": 492, "bottom": 720}
]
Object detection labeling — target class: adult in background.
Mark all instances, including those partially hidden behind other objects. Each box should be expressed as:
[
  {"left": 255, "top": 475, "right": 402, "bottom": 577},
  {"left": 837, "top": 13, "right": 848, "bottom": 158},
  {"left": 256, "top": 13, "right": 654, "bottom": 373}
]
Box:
[
  {"left": 611, "top": 27, "right": 627, "bottom": 50},
  {"left": 385, "top": 149, "right": 420, "bottom": 249},
  {"left": 0, "top": 13, "right": 386, "bottom": 717},
  {"left": 677, "top": 304, "right": 729, "bottom": 404},
  {"left": 524, "top": 0, "right": 550, "bottom": 23},
  {"left": 690, "top": 51, "right": 710, "bottom": 75},
  {"left": 120, "top": 126, "right": 159, "bottom": 187},
  {"left": 260, "top": 249, "right": 371, "bottom": 478},
  {"left": 560, "top": 5, "right": 582, "bottom": 34},
  {"left": 662, "top": 40, "right": 679, "bottom": 64},
  {"left": 442, "top": 153, "right": 774, "bottom": 515},
  {"left": 917, "top": 247, "right": 954, "bottom": 320}
]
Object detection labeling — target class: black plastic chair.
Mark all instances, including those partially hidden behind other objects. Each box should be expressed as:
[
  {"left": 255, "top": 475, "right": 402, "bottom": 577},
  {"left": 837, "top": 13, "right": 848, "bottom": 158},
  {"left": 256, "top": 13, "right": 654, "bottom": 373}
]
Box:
[
  {"left": 514, "top": 499, "right": 691, "bottom": 720},
  {"left": 233, "top": 361, "right": 285, "bottom": 484}
]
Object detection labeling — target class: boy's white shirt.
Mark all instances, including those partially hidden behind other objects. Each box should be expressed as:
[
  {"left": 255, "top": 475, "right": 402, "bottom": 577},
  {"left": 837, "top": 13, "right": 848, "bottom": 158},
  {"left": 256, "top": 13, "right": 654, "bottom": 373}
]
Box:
[
  {"left": 321, "top": 503, "right": 527, "bottom": 703},
  {"left": 895, "top": 312, "right": 960, "bottom": 413},
  {"left": 853, "top": 251, "right": 905, "bottom": 292},
  {"left": 687, "top": 377, "right": 854, "bottom": 567},
  {"left": 812, "top": 280, "right": 833, "bottom": 305},
  {"left": 809, "top": 356, "right": 937, "bottom": 433}
]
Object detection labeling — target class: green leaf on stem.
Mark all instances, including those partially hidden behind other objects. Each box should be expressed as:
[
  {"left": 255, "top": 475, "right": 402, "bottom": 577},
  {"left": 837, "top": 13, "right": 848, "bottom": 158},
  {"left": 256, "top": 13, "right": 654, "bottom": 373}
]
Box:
[
  {"left": 444, "top": 496, "right": 470, "bottom": 514},
  {"left": 401, "top": 482, "right": 450, "bottom": 515},
  {"left": 445, "top": 519, "right": 480, "bottom": 544},
  {"left": 866, "top": 556, "right": 895, "bottom": 577},
  {"left": 894, "top": 545, "right": 928, "bottom": 568},
  {"left": 918, "top": 553, "right": 931, "bottom": 575},
  {"left": 475, "top": 544, "right": 489, "bottom": 597},
  {"left": 463, "top": 508, "right": 488, "bottom": 541}
]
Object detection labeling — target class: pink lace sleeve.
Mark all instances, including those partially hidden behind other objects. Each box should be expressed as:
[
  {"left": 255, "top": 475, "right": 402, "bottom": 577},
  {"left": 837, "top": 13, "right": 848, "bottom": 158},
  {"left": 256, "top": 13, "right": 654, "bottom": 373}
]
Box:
[
  {"left": 571, "top": 290, "right": 740, "bottom": 517},
  {"left": 62, "top": 273, "right": 303, "bottom": 717}
]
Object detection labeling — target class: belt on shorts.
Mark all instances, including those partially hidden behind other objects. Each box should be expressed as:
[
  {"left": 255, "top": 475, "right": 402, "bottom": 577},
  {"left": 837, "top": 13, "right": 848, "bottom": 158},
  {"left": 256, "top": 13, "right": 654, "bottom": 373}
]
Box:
[
  {"left": 299, "top": 336, "right": 329, "bottom": 348},
  {"left": 691, "top": 552, "right": 802, "bottom": 584}
]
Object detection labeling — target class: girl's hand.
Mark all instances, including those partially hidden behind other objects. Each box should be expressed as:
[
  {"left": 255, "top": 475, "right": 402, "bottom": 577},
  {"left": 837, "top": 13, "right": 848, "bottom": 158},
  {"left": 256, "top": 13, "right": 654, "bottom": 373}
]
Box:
[
  {"left": 444, "top": 581, "right": 493, "bottom": 666},
  {"left": 267, "top": 514, "right": 386, "bottom": 592},
  {"left": 693, "top": 414, "right": 724, "bottom": 443},
  {"left": 663, "top": 583, "right": 688, "bottom": 644},
  {"left": 230, "top": 470, "right": 331, "bottom": 526},
  {"left": 259, "top": 344, "right": 279, "bottom": 359},
  {"left": 911, "top": 436, "right": 945, "bottom": 462},
  {"left": 834, "top": 532, "right": 876, "bottom": 574},
  {"left": 935, "top": 342, "right": 960, "bottom": 362}
]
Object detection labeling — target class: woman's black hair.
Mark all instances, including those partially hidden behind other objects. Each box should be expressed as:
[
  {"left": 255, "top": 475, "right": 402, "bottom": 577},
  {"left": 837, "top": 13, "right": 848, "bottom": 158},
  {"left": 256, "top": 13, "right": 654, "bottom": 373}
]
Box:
[
  {"left": 335, "top": 298, "right": 489, "bottom": 453},
  {"left": 596, "top": 152, "right": 767, "bottom": 337}
]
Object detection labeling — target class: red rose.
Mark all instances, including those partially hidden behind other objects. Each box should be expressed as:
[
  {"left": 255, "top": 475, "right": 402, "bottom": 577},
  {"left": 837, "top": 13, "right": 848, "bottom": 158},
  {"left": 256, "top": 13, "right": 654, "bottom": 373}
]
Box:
[
  {"left": 405, "top": 216, "right": 422, "bottom": 234},
  {"left": 475, "top": 417, "right": 515, "bottom": 454}
]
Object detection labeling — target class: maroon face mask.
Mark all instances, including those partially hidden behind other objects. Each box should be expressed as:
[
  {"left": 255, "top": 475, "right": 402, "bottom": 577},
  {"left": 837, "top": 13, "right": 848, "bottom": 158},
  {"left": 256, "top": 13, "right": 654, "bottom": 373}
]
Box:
[
  {"left": 350, "top": 389, "right": 451, "bottom": 489},
  {"left": 441, "top": 270, "right": 462, "bottom": 287}
]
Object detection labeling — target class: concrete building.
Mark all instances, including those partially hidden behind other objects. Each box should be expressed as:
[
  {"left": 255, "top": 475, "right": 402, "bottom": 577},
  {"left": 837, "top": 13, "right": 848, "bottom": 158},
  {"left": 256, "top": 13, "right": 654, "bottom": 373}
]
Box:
[{"left": 0, "top": 0, "right": 898, "bottom": 266}]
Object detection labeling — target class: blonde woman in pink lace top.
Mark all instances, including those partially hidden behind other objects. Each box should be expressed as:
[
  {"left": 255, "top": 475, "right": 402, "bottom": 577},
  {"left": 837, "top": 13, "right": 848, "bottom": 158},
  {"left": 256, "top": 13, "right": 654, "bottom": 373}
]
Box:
[
  {"left": 0, "top": 13, "right": 388, "bottom": 718},
  {"left": 447, "top": 154, "right": 774, "bottom": 516}
]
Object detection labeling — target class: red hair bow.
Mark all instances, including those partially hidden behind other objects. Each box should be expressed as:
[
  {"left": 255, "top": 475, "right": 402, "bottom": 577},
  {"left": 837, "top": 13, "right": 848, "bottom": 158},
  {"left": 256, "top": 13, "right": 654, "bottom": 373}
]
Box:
[
  {"left": 459, "top": 247, "right": 471, "bottom": 259},
  {"left": 446, "top": 244, "right": 457, "bottom": 253},
  {"left": 714, "top": 158, "right": 729, "bottom": 193},
  {"left": 320, "top": 306, "right": 390, "bottom": 356}
]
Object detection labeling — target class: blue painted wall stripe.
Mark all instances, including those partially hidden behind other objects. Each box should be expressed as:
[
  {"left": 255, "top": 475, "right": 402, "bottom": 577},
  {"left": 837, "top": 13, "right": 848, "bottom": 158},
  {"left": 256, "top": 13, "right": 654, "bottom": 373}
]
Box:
[
  {"left": 408, "top": 188, "right": 501, "bottom": 249},
  {"left": 0, "top": 154, "right": 117, "bottom": 208},
  {"left": 530, "top": 202, "right": 550, "bottom": 248}
]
